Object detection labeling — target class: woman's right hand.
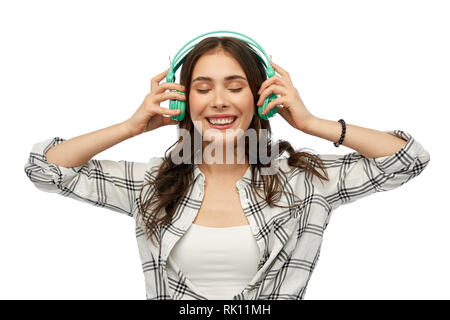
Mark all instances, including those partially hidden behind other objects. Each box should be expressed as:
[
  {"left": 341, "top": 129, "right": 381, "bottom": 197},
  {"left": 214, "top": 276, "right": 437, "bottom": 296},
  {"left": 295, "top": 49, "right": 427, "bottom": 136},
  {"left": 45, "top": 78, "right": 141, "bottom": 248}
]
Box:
[{"left": 124, "top": 68, "right": 186, "bottom": 137}]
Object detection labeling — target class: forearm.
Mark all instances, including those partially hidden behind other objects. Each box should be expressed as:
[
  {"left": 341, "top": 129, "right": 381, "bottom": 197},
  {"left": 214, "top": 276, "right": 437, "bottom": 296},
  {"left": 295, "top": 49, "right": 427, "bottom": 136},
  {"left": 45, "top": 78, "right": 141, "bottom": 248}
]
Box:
[
  {"left": 304, "top": 116, "right": 407, "bottom": 158},
  {"left": 45, "top": 121, "right": 134, "bottom": 168}
]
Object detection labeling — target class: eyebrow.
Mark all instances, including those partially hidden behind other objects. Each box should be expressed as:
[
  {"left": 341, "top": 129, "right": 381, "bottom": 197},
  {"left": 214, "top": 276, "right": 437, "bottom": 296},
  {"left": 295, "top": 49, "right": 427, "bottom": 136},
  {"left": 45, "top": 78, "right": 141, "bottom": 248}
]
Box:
[{"left": 191, "top": 75, "right": 247, "bottom": 84}]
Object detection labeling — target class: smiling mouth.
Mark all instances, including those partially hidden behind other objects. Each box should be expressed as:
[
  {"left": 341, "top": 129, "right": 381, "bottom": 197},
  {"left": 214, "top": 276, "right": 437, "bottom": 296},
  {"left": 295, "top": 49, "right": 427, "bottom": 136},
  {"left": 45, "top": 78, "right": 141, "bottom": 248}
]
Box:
[{"left": 205, "top": 116, "right": 237, "bottom": 126}]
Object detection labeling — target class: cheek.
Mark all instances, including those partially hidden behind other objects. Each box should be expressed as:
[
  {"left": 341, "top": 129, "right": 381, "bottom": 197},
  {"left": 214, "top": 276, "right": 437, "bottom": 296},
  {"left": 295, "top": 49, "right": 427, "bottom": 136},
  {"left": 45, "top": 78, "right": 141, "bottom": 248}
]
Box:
[
  {"left": 236, "top": 93, "right": 255, "bottom": 113},
  {"left": 243, "top": 98, "right": 256, "bottom": 118},
  {"left": 188, "top": 96, "right": 205, "bottom": 133},
  {"left": 188, "top": 96, "right": 201, "bottom": 118}
]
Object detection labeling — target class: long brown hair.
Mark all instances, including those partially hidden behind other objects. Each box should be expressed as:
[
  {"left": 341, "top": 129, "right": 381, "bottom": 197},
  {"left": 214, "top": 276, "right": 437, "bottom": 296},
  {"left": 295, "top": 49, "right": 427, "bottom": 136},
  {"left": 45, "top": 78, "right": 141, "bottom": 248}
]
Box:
[{"left": 137, "top": 36, "right": 329, "bottom": 245}]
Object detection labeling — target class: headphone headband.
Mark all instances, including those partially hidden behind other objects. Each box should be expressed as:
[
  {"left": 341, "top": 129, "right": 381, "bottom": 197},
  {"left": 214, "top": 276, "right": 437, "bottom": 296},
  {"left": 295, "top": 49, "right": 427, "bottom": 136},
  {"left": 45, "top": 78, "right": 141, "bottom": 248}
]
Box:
[{"left": 166, "top": 30, "right": 275, "bottom": 83}]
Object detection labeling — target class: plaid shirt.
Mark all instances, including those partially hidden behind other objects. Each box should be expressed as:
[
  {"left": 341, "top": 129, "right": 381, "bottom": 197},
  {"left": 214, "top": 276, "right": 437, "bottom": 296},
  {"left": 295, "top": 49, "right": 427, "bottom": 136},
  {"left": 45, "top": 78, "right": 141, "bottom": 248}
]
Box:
[{"left": 24, "top": 130, "right": 430, "bottom": 300}]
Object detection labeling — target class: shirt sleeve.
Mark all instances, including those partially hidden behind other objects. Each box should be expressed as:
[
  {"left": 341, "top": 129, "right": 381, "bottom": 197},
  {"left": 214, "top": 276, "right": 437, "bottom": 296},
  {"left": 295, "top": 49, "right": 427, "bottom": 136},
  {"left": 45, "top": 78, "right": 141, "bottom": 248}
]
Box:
[
  {"left": 315, "top": 130, "right": 430, "bottom": 210},
  {"left": 23, "top": 136, "right": 162, "bottom": 218}
]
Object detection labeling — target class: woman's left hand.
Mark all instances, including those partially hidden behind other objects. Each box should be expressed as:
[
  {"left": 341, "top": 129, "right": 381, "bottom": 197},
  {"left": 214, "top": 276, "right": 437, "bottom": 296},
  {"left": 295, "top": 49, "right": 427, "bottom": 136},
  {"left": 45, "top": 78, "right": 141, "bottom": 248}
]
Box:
[{"left": 257, "top": 61, "right": 316, "bottom": 132}]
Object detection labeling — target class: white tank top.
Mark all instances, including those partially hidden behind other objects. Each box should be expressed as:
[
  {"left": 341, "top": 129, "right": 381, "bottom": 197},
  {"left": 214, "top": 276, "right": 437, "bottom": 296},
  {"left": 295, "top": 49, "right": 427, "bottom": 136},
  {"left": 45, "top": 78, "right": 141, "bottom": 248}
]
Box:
[{"left": 168, "top": 223, "right": 260, "bottom": 300}]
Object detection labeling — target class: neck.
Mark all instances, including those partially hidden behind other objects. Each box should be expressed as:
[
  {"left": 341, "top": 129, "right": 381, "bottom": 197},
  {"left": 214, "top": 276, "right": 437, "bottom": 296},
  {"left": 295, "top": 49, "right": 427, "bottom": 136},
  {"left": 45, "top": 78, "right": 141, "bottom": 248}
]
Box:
[
  {"left": 197, "top": 161, "right": 250, "bottom": 178},
  {"left": 197, "top": 141, "right": 250, "bottom": 178}
]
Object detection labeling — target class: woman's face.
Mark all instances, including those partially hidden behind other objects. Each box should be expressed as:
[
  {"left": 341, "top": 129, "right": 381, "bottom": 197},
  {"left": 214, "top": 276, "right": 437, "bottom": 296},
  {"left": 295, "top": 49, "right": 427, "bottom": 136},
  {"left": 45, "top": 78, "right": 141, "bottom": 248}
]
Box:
[{"left": 189, "top": 50, "right": 255, "bottom": 145}]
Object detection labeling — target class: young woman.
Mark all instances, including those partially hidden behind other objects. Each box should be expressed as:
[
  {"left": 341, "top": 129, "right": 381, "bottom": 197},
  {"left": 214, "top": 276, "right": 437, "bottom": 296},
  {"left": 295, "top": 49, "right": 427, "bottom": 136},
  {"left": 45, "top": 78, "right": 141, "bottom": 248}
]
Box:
[{"left": 24, "top": 36, "right": 430, "bottom": 300}]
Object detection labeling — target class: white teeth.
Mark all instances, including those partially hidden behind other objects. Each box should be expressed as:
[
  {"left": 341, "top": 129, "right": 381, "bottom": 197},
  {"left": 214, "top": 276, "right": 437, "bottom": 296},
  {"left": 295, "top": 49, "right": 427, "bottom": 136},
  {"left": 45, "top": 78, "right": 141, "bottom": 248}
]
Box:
[{"left": 207, "top": 117, "right": 235, "bottom": 125}]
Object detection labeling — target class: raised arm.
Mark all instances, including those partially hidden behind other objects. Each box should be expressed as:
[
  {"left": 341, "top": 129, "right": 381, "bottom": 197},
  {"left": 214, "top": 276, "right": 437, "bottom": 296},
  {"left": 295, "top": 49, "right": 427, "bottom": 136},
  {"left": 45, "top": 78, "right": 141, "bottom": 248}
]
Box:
[
  {"left": 24, "top": 67, "right": 188, "bottom": 218},
  {"left": 24, "top": 121, "right": 151, "bottom": 217},
  {"left": 45, "top": 121, "right": 133, "bottom": 168}
]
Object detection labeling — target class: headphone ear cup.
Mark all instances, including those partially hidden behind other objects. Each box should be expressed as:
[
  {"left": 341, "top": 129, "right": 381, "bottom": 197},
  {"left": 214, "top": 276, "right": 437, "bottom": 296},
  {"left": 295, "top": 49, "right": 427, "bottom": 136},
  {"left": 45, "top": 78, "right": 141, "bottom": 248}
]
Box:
[
  {"left": 258, "top": 93, "right": 279, "bottom": 120},
  {"left": 169, "top": 90, "right": 186, "bottom": 121},
  {"left": 170, "top": 99, "right": 186, "bottom": 121}
]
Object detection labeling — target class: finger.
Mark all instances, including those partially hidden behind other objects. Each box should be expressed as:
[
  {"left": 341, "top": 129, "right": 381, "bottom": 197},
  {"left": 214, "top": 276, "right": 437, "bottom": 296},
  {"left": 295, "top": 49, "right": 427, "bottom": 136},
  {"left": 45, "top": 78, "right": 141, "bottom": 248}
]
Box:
[
  {"left": 156, "top": 106, "right": 182, "bottom": 116},
  {"left": 151, "top": 68, "right": 170, "bottom": 91},
  {"left": 270, "top": 61, "right": 293, "bottom": 85},
  {"left": 154, "top": 91, "right": 186, "bottom": 103},
  {"left": 257, "top": 85, "right": 286, "bottom": 106},
  {"left": 156, "top": 82, "right": 186, "bottom": 94},
  {"left": 262, "top": 96, "right": 284, "bottom": 115},
  {"left": 258, "top": 75, "right": 286, "bottom": 96}
]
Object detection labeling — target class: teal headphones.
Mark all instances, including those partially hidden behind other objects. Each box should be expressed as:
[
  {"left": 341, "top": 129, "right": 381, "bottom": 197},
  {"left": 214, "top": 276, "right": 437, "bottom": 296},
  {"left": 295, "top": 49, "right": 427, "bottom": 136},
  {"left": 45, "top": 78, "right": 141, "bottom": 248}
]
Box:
[{"left": 166, "top": 30, "right": 279, "bottom": 121}]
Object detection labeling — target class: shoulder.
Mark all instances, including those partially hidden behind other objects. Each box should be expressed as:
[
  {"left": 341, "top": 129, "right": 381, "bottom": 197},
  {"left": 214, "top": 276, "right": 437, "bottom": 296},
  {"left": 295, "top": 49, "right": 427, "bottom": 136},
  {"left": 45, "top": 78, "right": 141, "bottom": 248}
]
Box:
[
  {"left": 143, "top": 156, "right": 165, "bottom": 181},
  {"left": 275, "top": 155, "right": 324, "bottom": 183},
  {"left": 276, "top": 157, "right": 291, "bottom": 173},
  {"left": 273, "top": 157, "right": 303, "bottom": 181},
  {"left": 148, "top": 156, "right": 164, "bottom": 170},
  {"left": 276, "top": 156, "right": 311, "bottom": 173}
]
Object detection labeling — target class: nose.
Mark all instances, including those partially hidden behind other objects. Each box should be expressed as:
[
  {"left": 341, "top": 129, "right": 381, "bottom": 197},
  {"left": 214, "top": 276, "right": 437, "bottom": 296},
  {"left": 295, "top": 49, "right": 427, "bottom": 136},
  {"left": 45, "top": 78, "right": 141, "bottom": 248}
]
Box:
[{"left": 212, "top": 88, "right": 229, "bottom": 110}]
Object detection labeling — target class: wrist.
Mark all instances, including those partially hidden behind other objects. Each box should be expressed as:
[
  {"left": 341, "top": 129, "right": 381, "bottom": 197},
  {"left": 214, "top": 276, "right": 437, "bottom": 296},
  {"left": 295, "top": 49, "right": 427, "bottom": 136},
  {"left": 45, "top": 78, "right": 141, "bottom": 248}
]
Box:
[
  {"left": 121, "top": 120, "right": 136, "bottom": 139},
  {"left": 301, "top": 115, "right": 319, "bottom": 134}
]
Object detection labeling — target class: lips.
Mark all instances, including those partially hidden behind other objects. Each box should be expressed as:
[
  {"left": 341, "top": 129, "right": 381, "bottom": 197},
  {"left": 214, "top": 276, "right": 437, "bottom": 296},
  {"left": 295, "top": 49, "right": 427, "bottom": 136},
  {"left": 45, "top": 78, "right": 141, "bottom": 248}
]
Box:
[
  {"left": 206, "top": 116, "right": 236, "bottom": 123},
  {"left": 205, "top": 116, "right": 237, "bottom": 129}
]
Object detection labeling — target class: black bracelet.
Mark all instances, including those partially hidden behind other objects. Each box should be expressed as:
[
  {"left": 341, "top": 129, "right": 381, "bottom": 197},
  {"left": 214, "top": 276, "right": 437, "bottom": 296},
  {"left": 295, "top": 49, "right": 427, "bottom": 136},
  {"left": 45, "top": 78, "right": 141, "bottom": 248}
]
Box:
[{"left": 333, "top": 119, "right": 346, "bottom": 147}]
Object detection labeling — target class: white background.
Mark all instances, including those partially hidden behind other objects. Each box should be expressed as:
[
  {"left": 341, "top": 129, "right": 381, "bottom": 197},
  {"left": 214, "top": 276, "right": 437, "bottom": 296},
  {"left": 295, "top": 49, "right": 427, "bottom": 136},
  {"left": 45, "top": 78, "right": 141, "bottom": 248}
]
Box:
[{"left": 1, "top": 0, "right": 448, "bottom": 299}]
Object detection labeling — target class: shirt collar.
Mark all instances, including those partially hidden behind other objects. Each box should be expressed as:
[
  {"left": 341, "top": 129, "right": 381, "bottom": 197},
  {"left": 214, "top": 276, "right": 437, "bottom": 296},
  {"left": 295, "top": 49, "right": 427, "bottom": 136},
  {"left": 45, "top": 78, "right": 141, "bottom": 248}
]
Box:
[{"left": 193, "top": 162, "right": 254, "bottom": 187}]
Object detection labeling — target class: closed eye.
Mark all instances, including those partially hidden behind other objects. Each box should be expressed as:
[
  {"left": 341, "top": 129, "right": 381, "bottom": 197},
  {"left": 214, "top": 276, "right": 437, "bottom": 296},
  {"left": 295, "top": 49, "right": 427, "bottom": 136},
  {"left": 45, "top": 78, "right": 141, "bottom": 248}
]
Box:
[{"left": 196, "top": 88, "right": 242, "bottom": 94}]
